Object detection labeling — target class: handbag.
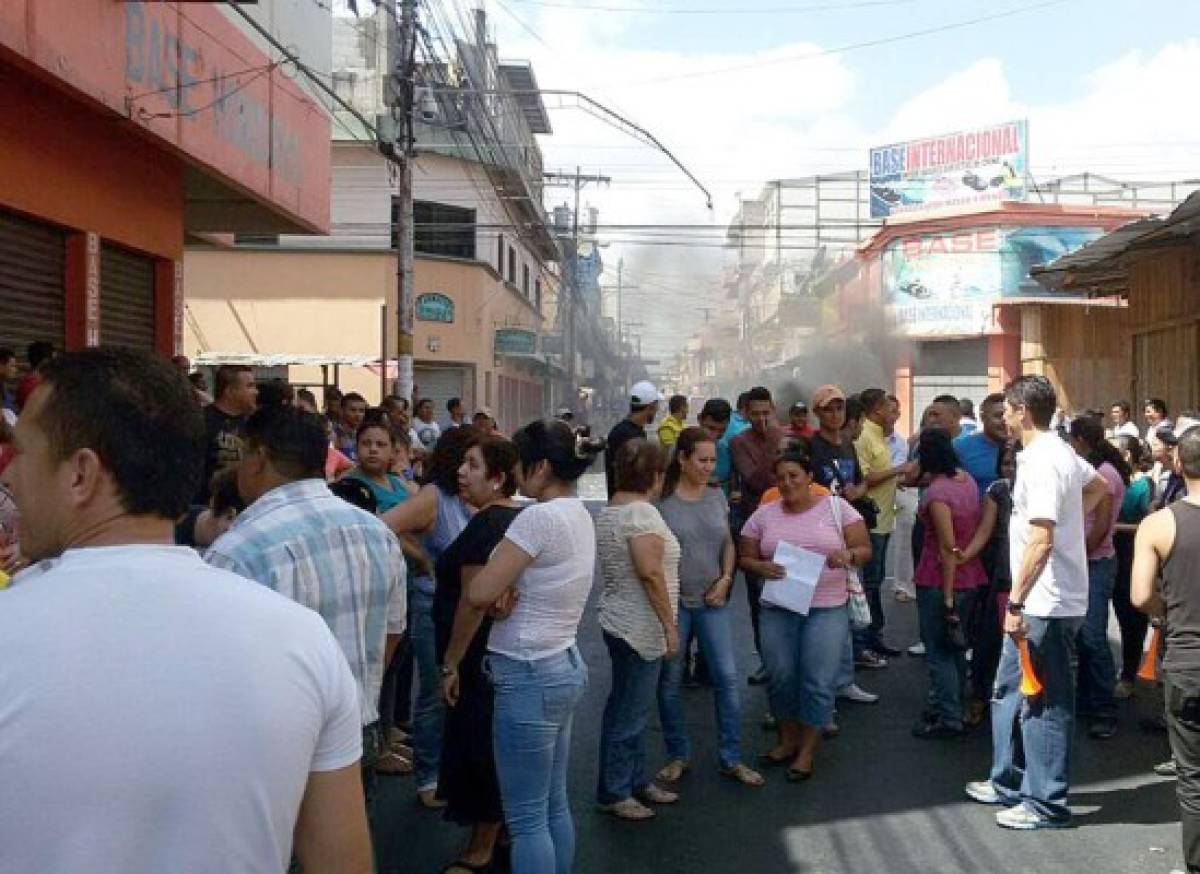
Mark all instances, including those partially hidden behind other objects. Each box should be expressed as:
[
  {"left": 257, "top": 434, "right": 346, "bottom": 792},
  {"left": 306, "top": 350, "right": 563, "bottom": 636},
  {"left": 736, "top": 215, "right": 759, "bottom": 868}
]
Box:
[{"left": 830, "top": 497, "right": 871, "bottom": 630}]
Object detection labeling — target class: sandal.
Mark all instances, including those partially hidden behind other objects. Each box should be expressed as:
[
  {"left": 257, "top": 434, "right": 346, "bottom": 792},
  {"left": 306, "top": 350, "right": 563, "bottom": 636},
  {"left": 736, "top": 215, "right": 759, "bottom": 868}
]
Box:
[
  {"left": 720, "top": 763, "right": 765, "bottom": 787},
  {"left": 758, "top": 748, "right": 796, "bottom": 767},
  {"left": 656, "top": 759, "right": 689, "bottom": 783},
  {"left": 635, "top": 783, "right": 679, "bottom": 805},
  {"left": 599, "top": 798, "right": 656, "bottom": 821},
  {"left": 375, "top": 750, "right": 413, "bottom": 776},
  {"left": 786, "top": 766, "right": 813, "bottom": 783}
]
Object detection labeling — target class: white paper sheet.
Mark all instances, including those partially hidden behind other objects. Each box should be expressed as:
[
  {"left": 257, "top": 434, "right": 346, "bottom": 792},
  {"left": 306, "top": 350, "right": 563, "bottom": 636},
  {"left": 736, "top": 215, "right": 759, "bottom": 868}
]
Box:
[{"left": 760, "top": 541, "right": 825, "bottom": 615}]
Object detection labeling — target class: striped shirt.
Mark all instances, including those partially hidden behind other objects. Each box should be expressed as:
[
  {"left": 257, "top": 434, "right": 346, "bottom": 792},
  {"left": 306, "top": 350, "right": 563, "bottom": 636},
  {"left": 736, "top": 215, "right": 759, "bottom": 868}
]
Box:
[{"left": 206, "top": 479, "right": 407, "bottom": 726}]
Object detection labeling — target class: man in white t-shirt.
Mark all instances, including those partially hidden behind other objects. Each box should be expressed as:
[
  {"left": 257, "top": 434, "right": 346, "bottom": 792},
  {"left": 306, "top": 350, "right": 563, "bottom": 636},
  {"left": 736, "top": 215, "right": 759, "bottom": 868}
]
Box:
[
  {"left": 966, "top": 375, "right": 1107, "bottom": 831},
  {"left": 0, "top": 348, "right": 370, "bottom": 874}
]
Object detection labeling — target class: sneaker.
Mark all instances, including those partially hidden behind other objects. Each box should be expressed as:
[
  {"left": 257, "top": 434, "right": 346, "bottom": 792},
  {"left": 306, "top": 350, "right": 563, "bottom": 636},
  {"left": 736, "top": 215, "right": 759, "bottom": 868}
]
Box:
[
  {"left": 894, "top": 589, "right": 916, "bottom": 603},
  {"left": 995, "top": 802, "right": 1070, "bottom": 830},
  {"left": 748, "top": 666, "right": 768, "bottom": 686},
  {"left": 855, "top": 650, "right": 889, "bottom": 669},
  {"left": 1154, "top": 759, "right": 1179, "bottom": 778},
  {"left": 635, "top": 783, "right": 679, "bottom": 805},
  {"left": 1089, "top": 719, "right": 1118, "bottom": 740},
  {"left": 965, "top": 780, "right": 1004, "bottom": 805},
  {"left": 907, "top": 641, "right": 926, "bottom": 657},
  {"left": 837, "top": 683, "right": 880, "bottom": 704},
  {"left": 1114, "top": 679, "right": 1135, "bottom": 699},
  {"left": 873, "top": 641, "right": 903, "bottom": 657}
]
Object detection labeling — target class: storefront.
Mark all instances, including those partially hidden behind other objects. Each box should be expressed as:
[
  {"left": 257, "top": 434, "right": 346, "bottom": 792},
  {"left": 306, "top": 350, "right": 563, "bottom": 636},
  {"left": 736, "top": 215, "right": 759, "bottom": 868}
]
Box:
[
  {"left": 0, "top": 2, "right": 330, "bottom": 358},
  {"left": 829, "top": 202, "right": 1147, "bottom": 432}
]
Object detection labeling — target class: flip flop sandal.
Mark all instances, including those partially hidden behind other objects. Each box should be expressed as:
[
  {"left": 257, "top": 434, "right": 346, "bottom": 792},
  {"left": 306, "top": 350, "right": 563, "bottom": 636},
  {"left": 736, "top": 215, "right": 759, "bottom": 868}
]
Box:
[
  {"left": 375, "top": 750, "right": 413, "bottom": 776},
  {"left": 758, "top": 750, "right": 795, "bottom": 767},
  {"left": 720, "top": 763, "right": 765, "bottom": 787},
  {"left": 656, "top": 759, "right": 689, "bottom": 783},
  {"left": 786, "top": 767, "right": 813, "bottom": 783},
  {"left": 599, "top": 798, "right": 656, "bottom": 821}
]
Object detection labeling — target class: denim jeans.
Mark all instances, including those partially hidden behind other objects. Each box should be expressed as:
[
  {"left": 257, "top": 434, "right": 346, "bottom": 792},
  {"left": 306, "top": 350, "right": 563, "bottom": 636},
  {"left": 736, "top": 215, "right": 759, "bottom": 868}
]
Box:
[
  {"left": 854, "top": 532, "right": 890, "bottom": 654},
  {"left": 489, "top": 647, "right": 588, "bottom": 874},
  {"left": 410, "top": 588, "right": 444, "bottom": 792},
  {"left": 1164, "top": 669, "right": 1200, "bottom": 873},
  {"left": 988, "top": 615, "right": 1083, "bottom": 822},
  {"left": 597, "top": 633, "right": 663, "bottom": 804},
  {"left": 916, "top": 586, "right": 976, "bottom": 729},
  {"left": 835, "top": 629, "right": 854, "bottom": 691},
  {"left": 658, "top": 603, "right": 742, "bottom": 769},
  {"left": 759, "top": 604, "right": 849, "bottom": 727},
  {"left": 1077, "top": 556, "right": 1118, "bottom": 721}
]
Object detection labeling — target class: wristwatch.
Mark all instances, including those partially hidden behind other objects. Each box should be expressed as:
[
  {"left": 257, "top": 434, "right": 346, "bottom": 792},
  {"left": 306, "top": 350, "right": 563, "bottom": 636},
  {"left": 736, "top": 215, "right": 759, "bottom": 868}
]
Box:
[{"left": 1006, "top": 601, "right": 1025, "bottom": 616}]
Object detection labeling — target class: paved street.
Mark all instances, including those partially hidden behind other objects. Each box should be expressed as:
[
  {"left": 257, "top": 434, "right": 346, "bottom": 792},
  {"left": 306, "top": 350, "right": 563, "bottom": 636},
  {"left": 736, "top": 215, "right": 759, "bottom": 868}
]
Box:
[{"left": 376, "top": 487, "right": 1186, "bottom": 874}]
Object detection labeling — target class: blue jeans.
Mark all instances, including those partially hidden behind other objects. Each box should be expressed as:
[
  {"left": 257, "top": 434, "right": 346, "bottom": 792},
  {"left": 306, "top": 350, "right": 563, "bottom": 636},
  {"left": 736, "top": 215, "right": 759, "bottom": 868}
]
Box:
[
  {"left": 916, "top": 586, "right": 976, "bottom": 729},
  {"left": 489, "top": 647, "right": 588, "bottom": 874},
  {"left": 1077, "top": 557, "right": 1118, "bottom": 721},
  {"left": 988, "top": 615, "right": 1083, "bottom": 822},
  {"left": 410, "top": 588, "right": 443, "bottom": 791},
  {"left": 853, "top": 532, "right": 890, "bottom": 655},
  {"left": 658, "top": 603, "right": 742, "bottom": 769},
  {"left": 759, "top": 604, "right": 849, "bottom": 727},
  {"left": 597, "top": 633, "right": 663, "bottom": 804}
]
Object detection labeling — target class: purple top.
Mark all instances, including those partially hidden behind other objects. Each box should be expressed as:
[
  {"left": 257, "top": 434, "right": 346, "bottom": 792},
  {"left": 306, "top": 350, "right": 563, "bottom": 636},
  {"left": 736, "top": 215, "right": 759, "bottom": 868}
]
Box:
[
  {"left": 915, "top": 473, "right": 987, "bottom": 590},
  {"left": 1087, "top": 462, "right": 1126, "bottom": 560}
]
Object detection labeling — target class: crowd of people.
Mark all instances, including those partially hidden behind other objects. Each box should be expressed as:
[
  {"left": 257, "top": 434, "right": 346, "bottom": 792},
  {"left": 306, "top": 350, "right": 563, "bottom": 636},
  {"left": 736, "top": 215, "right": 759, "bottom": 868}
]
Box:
[{"left": 0, "top": 343, "right": 1199, "bottom": 873}]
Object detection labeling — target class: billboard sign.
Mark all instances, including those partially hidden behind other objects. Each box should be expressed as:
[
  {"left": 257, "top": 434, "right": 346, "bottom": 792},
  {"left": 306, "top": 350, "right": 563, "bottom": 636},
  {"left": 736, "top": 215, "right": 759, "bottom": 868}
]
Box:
[
  {"left": 882, "top": 225, "right": 1106, "bottom": 336},
  {"left": 869, "top": 121, "right": 1028, "bottom": 218}
]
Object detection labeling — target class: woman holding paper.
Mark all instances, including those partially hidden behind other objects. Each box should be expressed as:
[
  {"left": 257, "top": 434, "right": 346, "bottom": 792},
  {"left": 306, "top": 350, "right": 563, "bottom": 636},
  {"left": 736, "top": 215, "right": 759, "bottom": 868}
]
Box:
[
  {"left": 656, "top": 427, "right": 764, "bottom": 788},
  {"left": 910, "top": 427, "right": 987, "bottom": 740},
  {"left": 595, "top": 440, "right": 682, "bottom": 821},
  {"left": 738, "top": 448, "right": 871, "bottom": 782}
]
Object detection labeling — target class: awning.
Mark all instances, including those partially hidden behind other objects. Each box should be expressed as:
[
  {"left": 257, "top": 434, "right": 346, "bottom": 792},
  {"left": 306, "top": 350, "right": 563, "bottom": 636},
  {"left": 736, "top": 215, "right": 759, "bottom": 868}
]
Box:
[{"left": 195, "top": 352, "right": 394, "bottom": 368}]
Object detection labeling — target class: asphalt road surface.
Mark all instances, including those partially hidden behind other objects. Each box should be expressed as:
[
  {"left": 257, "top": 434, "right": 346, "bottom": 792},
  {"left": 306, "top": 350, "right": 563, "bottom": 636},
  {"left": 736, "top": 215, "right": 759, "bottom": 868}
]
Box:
[{"left": 375, "top": 491, "right": 1185, "bottom": 874}]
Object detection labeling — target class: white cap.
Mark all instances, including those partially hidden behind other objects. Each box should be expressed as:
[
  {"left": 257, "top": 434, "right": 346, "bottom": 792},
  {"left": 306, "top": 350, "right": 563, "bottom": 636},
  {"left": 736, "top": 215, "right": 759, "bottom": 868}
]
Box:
[{"left": 630, "top": 380, "right": 661, "bottom": 407}]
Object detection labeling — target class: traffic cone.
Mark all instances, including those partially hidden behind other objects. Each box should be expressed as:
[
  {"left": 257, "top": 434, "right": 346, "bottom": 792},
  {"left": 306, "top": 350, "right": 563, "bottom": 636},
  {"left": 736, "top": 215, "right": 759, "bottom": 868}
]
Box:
[
  {"left": 1137, "top": 625, "right": 1162, "bottom": 682},
  {"left": 1018, "top": 638, "right": 1043, "bottom": 697}
]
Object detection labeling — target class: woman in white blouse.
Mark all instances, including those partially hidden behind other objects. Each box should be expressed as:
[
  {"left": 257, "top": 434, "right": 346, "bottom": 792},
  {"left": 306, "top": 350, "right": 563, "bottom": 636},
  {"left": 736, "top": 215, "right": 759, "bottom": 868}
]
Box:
[
  {"left": 467, "top": 420, "right": 603, "bottom": 874},
  {"left": 594, "top": 440, "right": 681, "bottom": 821}
]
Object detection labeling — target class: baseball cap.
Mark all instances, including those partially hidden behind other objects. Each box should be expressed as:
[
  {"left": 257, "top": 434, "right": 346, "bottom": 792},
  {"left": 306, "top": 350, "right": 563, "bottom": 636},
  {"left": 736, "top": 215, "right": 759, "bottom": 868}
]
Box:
[
  {"left": 811, "top": 385, "right": 846, "bottom": 410},
  {"left": 789, "top": 401, "right": 808, "bottom": 413},
  {"left": 630, "top": 380, "right": 661, "bottom": 407}
]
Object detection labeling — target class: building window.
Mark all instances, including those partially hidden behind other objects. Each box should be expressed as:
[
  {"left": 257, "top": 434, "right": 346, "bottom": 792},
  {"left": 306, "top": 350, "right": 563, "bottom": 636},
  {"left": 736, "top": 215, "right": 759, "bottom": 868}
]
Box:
[
  {"left": 497, "top": 235, "right": 505, "bottom": 272},
  {"left": 535, "top": 278, "right": 542, "bottom": 311},
  {"left": 507, "top": 246, "right": 516, "bottom": 284},
  {"left": 392, "top": 199, "right": 476, "bottom": 259},
  {"left": 331, "top": 71, "right": 356, "bottom": 102},
  {"left": 522, "top": 264, "right": 530, "bottom": 297}
]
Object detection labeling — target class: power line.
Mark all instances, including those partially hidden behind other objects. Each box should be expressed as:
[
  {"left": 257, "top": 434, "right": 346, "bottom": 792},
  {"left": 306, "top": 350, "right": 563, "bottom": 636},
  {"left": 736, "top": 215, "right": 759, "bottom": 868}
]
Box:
[
  {"left": 620, "top": 0, "right": 1071, "bottom": 85},
  {"left": 506, "top": 0, "right": 916, "bottom": 13}
]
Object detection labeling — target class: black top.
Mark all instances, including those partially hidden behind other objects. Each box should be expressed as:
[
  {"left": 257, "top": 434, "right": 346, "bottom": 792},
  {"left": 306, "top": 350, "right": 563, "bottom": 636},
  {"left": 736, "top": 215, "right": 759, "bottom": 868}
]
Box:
[
  {"left": 196, "top": 404, "right": 246, "bottom": 504},
  {"left": 433, "top": 504, "right": 523, "bottom": 662},
  {"left": 605, "top": 418, "right": 647, "bottom": 498},
  {"left": 1163, "top": 501, "right": 1200, "bottom": 672},
  {"left": 808, "top": 432, "right": 863, "bottom": 492}
]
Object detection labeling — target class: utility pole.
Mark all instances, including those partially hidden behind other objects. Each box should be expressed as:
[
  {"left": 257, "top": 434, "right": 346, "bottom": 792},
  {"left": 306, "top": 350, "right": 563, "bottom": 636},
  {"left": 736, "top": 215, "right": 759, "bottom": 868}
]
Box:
[
  {"left": 385, "top": 0, "right": 417, "bottom": 403},
  {"left": 544, "top": 167, "right": 610, "bottom": 415}
]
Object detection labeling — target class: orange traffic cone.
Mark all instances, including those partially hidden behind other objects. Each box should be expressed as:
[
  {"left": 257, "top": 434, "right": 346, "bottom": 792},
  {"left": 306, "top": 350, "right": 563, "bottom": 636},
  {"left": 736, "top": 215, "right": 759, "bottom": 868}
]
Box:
[
  {"left": 1137, "top": 625, "right": 1162, "bottom": 682},
  {"left": 1018, "top": 638, "right": 1043, "bottom": 697}
]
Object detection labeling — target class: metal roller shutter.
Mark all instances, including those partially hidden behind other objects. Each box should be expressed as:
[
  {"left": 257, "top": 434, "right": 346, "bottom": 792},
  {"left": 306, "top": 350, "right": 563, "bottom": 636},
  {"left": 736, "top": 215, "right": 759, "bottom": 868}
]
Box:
[
  {"left": 413, "top": 366, "right": 467, "bottom": 424},
  {"left": 0, "top": 210, "right": 66, "bottom": 353},
  {"left": 100, "top": 244, "right": 155, "bottom": 350}
]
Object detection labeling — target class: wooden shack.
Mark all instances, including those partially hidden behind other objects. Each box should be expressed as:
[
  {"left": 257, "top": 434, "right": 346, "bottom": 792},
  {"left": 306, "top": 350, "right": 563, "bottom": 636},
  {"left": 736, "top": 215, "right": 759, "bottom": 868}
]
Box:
[{"left": 1033, "top": 204, "right": 1200, "bottom": 415}]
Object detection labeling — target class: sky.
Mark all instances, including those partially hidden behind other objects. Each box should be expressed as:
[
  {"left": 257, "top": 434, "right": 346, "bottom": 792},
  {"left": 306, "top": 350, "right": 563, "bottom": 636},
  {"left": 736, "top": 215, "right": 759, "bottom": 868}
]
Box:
[{"left": 459, "top": 0, "right": 1200, "bottom": 368}]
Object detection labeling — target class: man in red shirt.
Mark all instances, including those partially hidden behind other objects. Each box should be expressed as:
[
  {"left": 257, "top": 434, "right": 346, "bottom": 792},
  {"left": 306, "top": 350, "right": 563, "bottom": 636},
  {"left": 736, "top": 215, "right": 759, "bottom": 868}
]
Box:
[{"left": 784, "top": 401, "right": 815, "bottom": 442}]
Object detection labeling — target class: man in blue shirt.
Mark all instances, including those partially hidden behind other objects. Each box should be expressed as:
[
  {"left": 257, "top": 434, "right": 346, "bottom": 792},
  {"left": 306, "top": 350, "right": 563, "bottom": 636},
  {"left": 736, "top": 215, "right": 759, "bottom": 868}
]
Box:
[
  {"left": 953, "top": 392, "right": 1007, "bottom": 495},
  {"left": 715, "top": 391, "right": 751, "bottom": 493}
]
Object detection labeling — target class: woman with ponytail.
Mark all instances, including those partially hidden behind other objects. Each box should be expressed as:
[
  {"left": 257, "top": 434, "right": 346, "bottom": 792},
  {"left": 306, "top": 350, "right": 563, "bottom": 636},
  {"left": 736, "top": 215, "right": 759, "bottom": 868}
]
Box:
[
  {"left": 655, "top": 428, "right": 762, "bottom": 788},
  {"left": 466, "top": 420, "right": 604, "bottom": 874},
  {"left": 1068, "top": 415, "right": 1128, "bottom": 740}
]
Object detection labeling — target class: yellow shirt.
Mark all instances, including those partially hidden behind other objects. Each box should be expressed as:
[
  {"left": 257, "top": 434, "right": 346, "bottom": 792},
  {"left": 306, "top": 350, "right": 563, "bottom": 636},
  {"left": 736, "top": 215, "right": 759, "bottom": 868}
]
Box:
[
  {"left": 854, "top": 418, "right": 897, "bottom": 534},
  {"left": 657, "top": 415, "right": 685, "bottom": 448}
]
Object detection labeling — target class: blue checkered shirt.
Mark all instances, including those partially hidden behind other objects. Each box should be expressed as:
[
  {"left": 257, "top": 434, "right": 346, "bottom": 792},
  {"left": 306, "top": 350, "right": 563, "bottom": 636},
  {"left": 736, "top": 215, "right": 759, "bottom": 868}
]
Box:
[{"left": 206, "top": 479, "right": 407, "bottom": 726}]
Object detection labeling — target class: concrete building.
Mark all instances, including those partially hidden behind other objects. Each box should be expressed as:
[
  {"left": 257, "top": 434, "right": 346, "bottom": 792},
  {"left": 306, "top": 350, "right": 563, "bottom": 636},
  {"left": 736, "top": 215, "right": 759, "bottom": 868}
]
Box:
[
  {"left": 182, "top": 7, "right": 562, "bottom": 430},
  {"left": 0, "top": 1, "right": 331, "bottom": 360}
]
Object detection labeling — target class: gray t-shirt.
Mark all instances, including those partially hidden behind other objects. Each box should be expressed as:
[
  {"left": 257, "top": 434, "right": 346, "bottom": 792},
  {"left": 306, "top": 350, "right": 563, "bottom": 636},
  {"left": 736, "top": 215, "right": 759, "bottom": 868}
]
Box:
[{"left": 657, "top": 488, "right": 729, "bottom": 608}]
